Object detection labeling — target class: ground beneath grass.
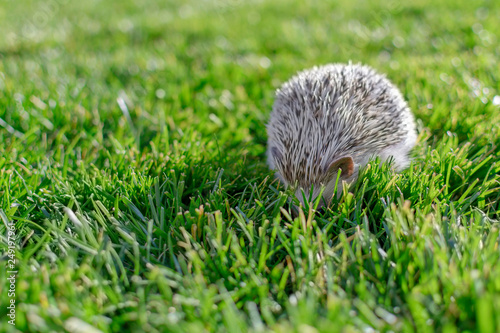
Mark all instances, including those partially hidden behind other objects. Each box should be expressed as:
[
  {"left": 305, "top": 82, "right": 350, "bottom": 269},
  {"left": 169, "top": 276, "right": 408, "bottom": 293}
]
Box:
[{"left": 1, "top": 0, "right": 500, "bottom": 332}]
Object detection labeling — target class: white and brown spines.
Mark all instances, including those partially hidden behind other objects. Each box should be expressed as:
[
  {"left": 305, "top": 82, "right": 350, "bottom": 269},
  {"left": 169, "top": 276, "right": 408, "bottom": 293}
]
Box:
[{"left": 267, "top": 63, "right": 417, "bottom": 199}]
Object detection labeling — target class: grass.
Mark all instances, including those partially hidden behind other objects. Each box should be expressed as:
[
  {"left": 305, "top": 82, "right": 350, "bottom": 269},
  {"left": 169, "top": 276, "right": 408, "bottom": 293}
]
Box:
[{"left": 1, "top": 0, "right": 500, "bottom": 331}]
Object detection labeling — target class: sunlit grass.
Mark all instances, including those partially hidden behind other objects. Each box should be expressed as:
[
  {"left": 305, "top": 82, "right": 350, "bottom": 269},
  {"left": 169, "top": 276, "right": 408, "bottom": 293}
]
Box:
[{"left": 1, "top": 0, "right": 500, "bottom": 332}]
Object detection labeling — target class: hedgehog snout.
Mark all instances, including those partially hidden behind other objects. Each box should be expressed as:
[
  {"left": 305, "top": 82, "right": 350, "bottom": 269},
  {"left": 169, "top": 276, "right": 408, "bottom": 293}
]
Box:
[{"left": 293, "top": 180, "right": 336, "bottom": 211}]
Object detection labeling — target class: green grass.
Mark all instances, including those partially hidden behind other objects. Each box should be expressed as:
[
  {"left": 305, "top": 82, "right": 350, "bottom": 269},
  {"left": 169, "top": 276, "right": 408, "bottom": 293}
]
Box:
[{"left": 1, "top": 0, "right": 500, "bottom": 332}]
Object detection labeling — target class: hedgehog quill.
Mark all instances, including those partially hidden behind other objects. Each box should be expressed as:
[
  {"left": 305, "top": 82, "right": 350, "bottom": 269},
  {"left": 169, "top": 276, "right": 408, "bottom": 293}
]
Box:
[{"left": 267, "top": 63, "right": 417, "bottom": 208}]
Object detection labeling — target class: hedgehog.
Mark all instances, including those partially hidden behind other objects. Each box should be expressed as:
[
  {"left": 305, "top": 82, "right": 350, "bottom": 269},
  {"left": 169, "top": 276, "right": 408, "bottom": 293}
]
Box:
[{"left": 267, "top": 63, "right": 417, "bottom": 208}]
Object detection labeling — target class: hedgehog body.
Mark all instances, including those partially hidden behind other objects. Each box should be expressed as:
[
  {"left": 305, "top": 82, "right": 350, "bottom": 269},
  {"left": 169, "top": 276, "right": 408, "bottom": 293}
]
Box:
[{"left": 267, "top": 63, "right": 417, "bottom": 207}]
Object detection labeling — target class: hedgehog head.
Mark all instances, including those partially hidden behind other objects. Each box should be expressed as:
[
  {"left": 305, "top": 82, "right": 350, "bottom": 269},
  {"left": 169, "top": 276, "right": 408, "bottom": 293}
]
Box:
[{"left": 268, "top": 146, "right": 357, "bottom": 209}]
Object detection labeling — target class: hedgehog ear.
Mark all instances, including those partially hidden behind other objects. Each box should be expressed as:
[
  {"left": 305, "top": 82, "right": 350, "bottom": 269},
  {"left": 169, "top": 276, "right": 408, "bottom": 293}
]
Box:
[{"left": 326, "top": 156, "right": 354, "bottom": 179}]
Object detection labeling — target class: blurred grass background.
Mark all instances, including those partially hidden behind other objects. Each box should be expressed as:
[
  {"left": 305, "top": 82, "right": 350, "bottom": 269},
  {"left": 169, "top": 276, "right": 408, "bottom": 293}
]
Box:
[{"left": 1, "top": 0, "right": 500, "bottom": 332}]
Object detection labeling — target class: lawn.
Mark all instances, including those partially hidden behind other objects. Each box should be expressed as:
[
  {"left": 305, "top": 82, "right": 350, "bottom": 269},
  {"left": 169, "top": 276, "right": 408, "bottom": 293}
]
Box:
[{"left": 1, "top": 0, "right": 500, "bottom": 332}]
